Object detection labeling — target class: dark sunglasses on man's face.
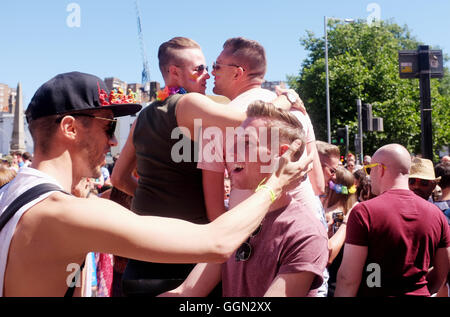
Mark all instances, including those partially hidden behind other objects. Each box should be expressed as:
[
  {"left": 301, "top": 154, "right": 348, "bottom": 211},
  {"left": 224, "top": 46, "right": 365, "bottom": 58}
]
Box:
[
  {"left": 323, "top": 162, "right": 336, "bottom": 175},
  {"left": 194, "top": 64, "right": 209, "bottom": 73},
  {"left": 408, "top": 178, "right": 432, "bottom": 187},
  {"left": 56, "top": 113, "right": 117, "bottom": 139}
]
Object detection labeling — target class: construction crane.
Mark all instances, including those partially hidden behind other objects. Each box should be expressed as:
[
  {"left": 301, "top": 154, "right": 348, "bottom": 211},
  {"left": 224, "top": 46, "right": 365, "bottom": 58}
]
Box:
[{"left": 135, "top": 0, "right": 151, "bottom": 93}]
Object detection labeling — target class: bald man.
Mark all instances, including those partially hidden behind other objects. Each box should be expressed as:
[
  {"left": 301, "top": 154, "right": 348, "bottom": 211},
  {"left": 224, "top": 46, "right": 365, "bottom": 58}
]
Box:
[{"left": 335, "top": 144, "right": 450, "bottom": 297}]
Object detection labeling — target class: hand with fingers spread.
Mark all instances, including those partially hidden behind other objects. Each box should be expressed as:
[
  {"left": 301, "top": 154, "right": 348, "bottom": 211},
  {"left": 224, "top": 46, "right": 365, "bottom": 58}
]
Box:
[
  {"left": 275, "top": 86, "right": 307, "bottom": 115},
  {"left": 265, "top": 139, "right": 314, "bottom": 197}
]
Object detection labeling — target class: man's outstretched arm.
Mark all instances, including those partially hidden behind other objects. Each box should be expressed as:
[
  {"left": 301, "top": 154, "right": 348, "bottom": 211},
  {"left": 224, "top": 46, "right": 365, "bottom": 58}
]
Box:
[
  {"left": 176, "top": 92, "right": 301, "bottom": 140},
  {"left": 52, "top": 139, "right": 313, "bottom": 265}
]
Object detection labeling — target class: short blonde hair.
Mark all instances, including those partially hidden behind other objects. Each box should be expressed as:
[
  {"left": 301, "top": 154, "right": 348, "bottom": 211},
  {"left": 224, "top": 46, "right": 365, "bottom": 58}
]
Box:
[{"left": 246, "top": 101, "right": 305, "bottom": 160}]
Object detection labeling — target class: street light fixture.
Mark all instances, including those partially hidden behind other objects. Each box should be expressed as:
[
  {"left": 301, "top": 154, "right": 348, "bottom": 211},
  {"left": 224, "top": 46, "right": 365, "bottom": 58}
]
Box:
[{"left": 324, "top": 16, "right": 355, "bottom": 144}]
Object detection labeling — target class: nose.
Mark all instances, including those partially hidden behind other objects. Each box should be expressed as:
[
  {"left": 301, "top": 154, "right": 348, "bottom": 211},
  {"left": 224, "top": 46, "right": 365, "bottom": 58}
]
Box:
[{"left": 109, "top": 135, "right": 118, "bottom": 147}]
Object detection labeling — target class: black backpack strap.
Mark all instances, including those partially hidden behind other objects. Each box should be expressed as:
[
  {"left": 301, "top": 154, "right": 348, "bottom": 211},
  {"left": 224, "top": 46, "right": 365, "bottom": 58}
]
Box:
[
  {"left": 0, "top": 183, "right": 76, "bottom": 296},
  {"left": 0, "top": 183, "right": 68, "bottom": 232}
]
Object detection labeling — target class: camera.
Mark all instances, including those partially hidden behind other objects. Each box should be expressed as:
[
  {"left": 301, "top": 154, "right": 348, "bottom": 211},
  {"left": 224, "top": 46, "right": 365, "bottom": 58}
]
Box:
[{"left": 332, "top": 211, "right": 344, "bottom": 233}]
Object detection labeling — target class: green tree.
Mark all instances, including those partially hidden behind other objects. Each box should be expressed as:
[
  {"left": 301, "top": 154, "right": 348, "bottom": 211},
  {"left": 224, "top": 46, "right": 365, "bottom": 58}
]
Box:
[{"left": 289, "top": 20, "right": 449, "bottom": 161}]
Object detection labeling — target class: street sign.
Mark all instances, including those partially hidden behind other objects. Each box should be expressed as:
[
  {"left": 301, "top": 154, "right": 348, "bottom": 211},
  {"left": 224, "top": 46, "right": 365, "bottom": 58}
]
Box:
[{"left": 399, "top": 49, "right": 444, "bottom": 79}]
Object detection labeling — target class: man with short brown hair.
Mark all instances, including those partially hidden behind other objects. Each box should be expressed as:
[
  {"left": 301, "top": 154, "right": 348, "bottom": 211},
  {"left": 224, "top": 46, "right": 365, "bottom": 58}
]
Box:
[{"left": 200, "top": 37, "right": 324, "bottom": 222}]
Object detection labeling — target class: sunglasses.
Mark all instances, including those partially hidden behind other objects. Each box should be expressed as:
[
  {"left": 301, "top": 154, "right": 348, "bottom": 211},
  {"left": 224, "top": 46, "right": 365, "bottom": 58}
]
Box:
[
  {"left": 194, "top": 64, "right": 209, "bottom": 73},
  {"left": 363, "top": 162, "right": 387, "bottom": 175},
  {"left": 212, "top": 62, "right": 245, "bottom": 72},
  {"left": 56, "top": 113, "right": 117, "bottom": 139},
  {"left": 235, "top": 224, "right": 262, "bottom": 262},
  {"left": 408, "top": 178, "right": 433, "bottom": 187},
  {"left": 323, "top": 162, "right": 337, "bottom": 175}
]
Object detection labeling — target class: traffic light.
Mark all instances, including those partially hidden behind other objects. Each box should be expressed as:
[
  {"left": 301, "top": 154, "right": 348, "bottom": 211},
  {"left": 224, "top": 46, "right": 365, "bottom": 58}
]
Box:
[
  {"left": 362, "top": 103, "right": 373, "bottom": 132},
  {"left": 336, "top": 127, "right": 348, "bottom": 146}
]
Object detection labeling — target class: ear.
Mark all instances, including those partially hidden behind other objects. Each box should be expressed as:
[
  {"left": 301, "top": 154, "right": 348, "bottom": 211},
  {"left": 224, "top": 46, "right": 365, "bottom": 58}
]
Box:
[
  {"left": 234, "top": 66, "right": 245, "bottom": 80},
  {"left": 59, "top": 116, "right": 78, "bottom": 140},
  {"left": 379, "top": 164, "right": 387, "bottom": 178},
  {"left": 168, "top": 65, "right": 180, "bottom": 79}
]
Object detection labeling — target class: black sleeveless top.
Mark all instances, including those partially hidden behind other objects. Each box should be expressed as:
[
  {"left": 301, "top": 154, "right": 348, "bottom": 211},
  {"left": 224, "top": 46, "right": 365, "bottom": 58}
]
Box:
[{"left": 132, "top": 94, "right": 208, "bottom": 224}]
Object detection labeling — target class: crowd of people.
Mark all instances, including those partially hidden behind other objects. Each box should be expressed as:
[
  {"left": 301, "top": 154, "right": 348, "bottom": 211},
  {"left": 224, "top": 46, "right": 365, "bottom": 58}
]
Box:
[{"left": 0, "top": 36, "right": 448, "bottom": 298}]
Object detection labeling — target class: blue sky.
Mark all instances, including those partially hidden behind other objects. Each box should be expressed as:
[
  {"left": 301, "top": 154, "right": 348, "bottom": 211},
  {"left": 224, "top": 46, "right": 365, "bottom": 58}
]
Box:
[{"left": 1, "top": 0, "right": 449, "bottom": 106}]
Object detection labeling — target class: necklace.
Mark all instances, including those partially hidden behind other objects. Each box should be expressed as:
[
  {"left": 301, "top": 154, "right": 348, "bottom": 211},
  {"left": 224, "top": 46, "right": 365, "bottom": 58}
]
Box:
[{"left": 156, "top": 86, "right": 187, "bottom": 101}]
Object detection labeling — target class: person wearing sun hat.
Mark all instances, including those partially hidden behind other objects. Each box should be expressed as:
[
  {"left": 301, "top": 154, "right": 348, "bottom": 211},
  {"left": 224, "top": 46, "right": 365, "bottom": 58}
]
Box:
[
  {"left": 335, "top": 144, "right": 450, "bottom": 297},
  {"left": 408, "top": 157, "right": 441, "bottom": 201}
]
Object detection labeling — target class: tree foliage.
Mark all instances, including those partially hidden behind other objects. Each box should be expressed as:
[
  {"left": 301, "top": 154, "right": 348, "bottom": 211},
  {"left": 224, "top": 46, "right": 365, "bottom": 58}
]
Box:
[{"left": 289, "top": 20, "right": 449, "bottom": 160}]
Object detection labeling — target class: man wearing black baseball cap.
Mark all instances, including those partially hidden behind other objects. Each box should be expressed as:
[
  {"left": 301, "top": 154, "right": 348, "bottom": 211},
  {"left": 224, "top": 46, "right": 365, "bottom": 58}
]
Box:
[
  {"left": 26, "top": 71, "right": 142, "bottom": 122},
  {"left": 0, "top": 71, "right": 312, "bottom": 296}
]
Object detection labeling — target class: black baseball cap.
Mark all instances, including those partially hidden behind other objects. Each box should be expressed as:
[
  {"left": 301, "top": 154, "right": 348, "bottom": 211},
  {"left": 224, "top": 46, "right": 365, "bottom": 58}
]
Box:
[{"left": 26, "top": 72, "right": 142, "bottom": 123}]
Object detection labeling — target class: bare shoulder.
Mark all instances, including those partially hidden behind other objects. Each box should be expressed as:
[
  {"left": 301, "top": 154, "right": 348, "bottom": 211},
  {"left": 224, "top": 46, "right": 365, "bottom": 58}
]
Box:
[
  {"left": 177, "top": 93, "right": 213, "bottom": 112},
  {"left": 179, "top": 92, "right": 208, "bottom": 102}
]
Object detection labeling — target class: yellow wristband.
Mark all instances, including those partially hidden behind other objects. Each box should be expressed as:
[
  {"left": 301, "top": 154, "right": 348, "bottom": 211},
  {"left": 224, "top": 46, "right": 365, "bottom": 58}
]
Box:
[{"left": 255, "top": 178, "right": 277, "bottom": 203}]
